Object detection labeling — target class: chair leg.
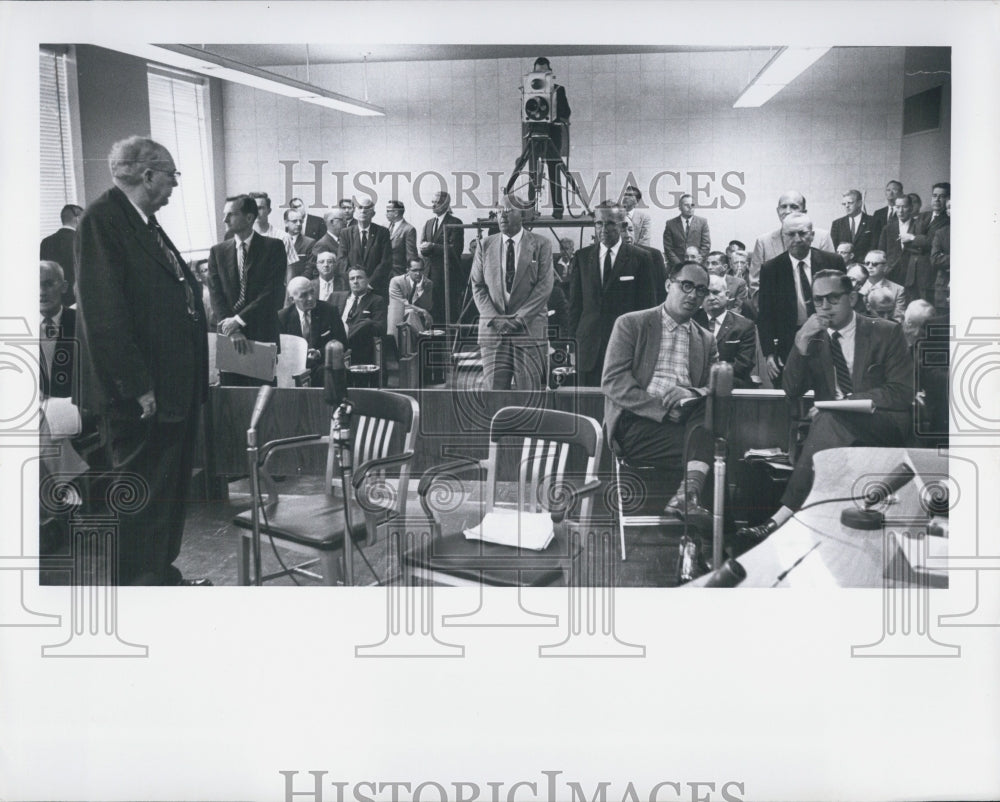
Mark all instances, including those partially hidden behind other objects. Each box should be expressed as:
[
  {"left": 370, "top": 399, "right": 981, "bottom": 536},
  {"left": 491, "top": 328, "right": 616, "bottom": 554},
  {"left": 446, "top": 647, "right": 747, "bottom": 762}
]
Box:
[
  {"left": 237, "top": 531, "right": 251, "bottom": 585},
  {"left": 614, "top": 458, "right": 626, "bottom": 561},
  {"left": 320, "top": 549, "right": 344, "bottom": 586}
]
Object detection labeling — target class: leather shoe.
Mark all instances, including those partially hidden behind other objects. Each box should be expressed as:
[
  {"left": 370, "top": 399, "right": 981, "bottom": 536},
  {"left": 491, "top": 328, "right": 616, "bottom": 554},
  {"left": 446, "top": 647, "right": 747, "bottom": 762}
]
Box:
[
  {"left": 664, "top": 487, "right": 711, "bottom": 524},
  {"left": 177, "top": 578, "right": 214, "bottom": 586},
  {"left": 734, "top": 518, "right": 779, "bottom": 542}
]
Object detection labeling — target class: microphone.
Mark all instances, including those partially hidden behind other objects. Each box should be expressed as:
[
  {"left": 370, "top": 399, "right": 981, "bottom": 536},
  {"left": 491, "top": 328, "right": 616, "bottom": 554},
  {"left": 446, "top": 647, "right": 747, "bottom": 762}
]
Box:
[
  {"left": 248, "top": 384, "right": 274, "bottom": 432},
  {"left": 704, "top": 361, "right": 733, "bottom": 438},
  {"left": 323, "top": 340, "right": 348, "bottom": 407},
  {"left": 841, "top": 462, "right": 916, "bottom": 529}
]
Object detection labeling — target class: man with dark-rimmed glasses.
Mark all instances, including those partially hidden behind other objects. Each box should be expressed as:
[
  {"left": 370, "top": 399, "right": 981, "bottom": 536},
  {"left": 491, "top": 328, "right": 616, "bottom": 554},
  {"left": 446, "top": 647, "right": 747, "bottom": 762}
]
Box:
[
  {"left": 735, "top": 269, "right": 913, "bottom": 545},
  {"left": 602, "top": 260, "right": 719, "bottom": 522}
]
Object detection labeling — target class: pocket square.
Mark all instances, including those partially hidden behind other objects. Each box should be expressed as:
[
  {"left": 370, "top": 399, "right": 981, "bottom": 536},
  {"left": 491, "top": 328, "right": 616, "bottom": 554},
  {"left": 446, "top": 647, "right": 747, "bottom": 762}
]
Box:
[
  {"left": 321, "top": 330, "right": 331, "bottom": 337},
  {"left": 724, "top": 338, "right": 740, "bottom": 344},
  {"left": 619, "top": 275, "right": 635, "bottom": 282}
]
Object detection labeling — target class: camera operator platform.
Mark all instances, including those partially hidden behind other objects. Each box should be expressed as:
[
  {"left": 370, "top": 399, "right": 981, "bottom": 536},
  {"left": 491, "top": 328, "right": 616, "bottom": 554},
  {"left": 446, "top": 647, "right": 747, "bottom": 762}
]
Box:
[{"left": 505, "top": 57, "right": 590, "bottom": 220}]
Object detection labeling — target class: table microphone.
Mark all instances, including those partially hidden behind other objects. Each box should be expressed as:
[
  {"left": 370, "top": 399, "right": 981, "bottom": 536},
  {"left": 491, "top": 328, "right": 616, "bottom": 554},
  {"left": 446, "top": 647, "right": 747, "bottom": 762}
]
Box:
[
  {"left": 323, "top": 341, "right": 348, "bottom": 407},
  {"left": 840, "top": 462, "right": 915, "bottom": 529},
  {"left": 702, "top": 558, "right": 747, "bottom": 587},
  {"left": 705, "top": 361, "right": 733, "bottom": 438}
]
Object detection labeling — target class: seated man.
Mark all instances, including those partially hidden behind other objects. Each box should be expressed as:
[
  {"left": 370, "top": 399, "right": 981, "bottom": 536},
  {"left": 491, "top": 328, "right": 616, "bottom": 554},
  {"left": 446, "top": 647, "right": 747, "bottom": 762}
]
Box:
[
  {"left": 693, "top": 274, "right": 757, "bottom": 388},
  {"left": 278, "top": 276, "right": 347, "bottom": 386},
  {"left": 315, "top": 250, "right": 348, "bottom": 302},
  {"left": 603, "top": 260, "right": 717, "bottom": 520},
  {"left": 331, "top": 266, "right": 387, "bottom": 366},
  {"left": 705, "top": 250, "right": 749, "bottom": 316},
  {"left": 387, "top": 259, "right": 434, "bottom": 346},
  {"left": 903, "top": 300, "right": 947, "bottom": 441},
  {"left": 736, "top": 270, "right": 913, "bottom": 543},
  {"left": 858, "top": 249, "right": 905, "bottom": 322},
  {"left": 866, "top": 286, "right": 898, "bottom": 321},
  {"left": 845, "top": 262, "right": 869, "bottom": 314}
]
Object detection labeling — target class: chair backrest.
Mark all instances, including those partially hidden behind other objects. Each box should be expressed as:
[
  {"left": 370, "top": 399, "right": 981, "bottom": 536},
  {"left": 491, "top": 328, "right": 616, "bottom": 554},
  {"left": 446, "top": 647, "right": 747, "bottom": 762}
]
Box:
[
  {"left": 276, "top": 334, "right": 309, "bottom": 387},
  {"left": 485, "top": 406, "right": 602, "bottom": 520},
  {"left": 206, "top": 332, "right": 219, "bottom": 385},
  {"left": 324, "top": 388, "right": 420, "bottom": 517}
]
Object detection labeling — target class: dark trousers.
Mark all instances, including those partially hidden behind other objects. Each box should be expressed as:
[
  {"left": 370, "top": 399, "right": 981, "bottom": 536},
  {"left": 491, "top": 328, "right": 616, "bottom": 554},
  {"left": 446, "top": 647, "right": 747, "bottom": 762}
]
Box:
[
  {"left": 614, "top": 410, "right": 712, "bottom": 490},
  {"left": 781, "top": 409, "right": 910, "bottom": 510},
  {"left": 101, "top": 407, "right": 199, "bottom": 585}
]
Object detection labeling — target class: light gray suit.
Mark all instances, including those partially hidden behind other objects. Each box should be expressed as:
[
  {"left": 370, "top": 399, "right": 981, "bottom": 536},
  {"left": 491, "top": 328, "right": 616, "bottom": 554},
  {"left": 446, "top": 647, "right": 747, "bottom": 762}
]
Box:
[
  {"left": 626, "top": 209, "right": 652, "bottom": 247},
  {"left": 662, "top": 214, "right": 711, "bottom": 267},
  {"left": 388, "top": 219, "right": 418, "bottom": 278},
  {"left": 471, "top": 229, "right": 554, "bottom": 390}
]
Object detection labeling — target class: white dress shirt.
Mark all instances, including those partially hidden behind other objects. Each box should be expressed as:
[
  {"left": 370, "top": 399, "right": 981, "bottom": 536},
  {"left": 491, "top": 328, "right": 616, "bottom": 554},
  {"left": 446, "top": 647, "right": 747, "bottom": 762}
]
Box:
[{"left": 599, "top": 239, "right": 622, "bottom": 284}]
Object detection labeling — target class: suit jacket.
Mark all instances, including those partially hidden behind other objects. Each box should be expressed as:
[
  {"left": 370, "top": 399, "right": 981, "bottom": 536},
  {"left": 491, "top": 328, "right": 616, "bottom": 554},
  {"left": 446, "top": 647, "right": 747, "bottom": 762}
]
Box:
[
  {"left": 749, "top": 226, "right": 835, "bottom": 292},
  {"left": 868, "top": 206, "right": 892, "bottom": 252},
  {"left": 757, "top": 248, "right": 846, "bottom": 363},
  {"left": 40, "top": 306, "right": 77, "bottom": 399},
  {"left": 568, "top": 242, "right": 658, "bottom": 374},
  {"left": 626, "top": 209, "right": 652, "bottom": 247},
  {"left": 421, "top": 212, "right": 465, "bottom": 321},
  {"left": 830, "top": 212, "right": 875, "bottom": 261},
  {"left": 286, "top": 233, "right": 317, "bottom": 281},
  {"left": 662, "top": 214, "right": 710, "bottom": 267},
  {"left": 640, "top": 245, "right": 668, "bottom": 304},
  {"left": 40, "top": 227, "right": 78, "bottom": 306},
  {"left": 330, "top": 290, "right": 387, "bottom": 364},
  {"left": 858, "top": 278, "right": 906, "bottom": 322},
  {"left": 931, "top": 224, "right": 950, "bottom": 272},
  {"left": 74, "top": 186, "right": 207, "bottom": 419},
  {"left": 724, "top": 274, "right": 750, "bottom": 315},
  {"left": 693, "top": 308, "right": 757, "bottom": 388},
  {"left": 278, "top": 300, "right": 347, "bottom": 381},
  {"left": 387, "top": 274, "right": 434, "bottom": 337},
  {"left": 207, "top": 233, "right": 286, "bottom": 347},
  {"left": 471, "top": 230, "right": 553, "bottom": 345},
  {"left": 602, "top": 306, "right": 718, "bottom": 442},
  {"left": 303, "top": 213, "right": 326, "bottom": 241},
  {"left": 387, "top": 219, "right": 419, "bottom": 277},
  {"left": 547, "top": 283, "right": 569, "bottom": 340},
  {"left": 877, "top": 215, "right": 931, "bottom": 290},
  {"left": 338, "top": 223, "right": 392, "bottom": 296},
  {"left": 782, "top": 313, "right": 914, "bottom": 436},
  {"left": 916, "top": 211, "right": 949, "bottom": 268}
]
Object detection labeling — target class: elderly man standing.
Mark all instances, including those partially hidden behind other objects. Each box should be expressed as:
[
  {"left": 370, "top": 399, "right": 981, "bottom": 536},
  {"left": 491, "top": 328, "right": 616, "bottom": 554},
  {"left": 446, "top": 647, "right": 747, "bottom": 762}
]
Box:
[
  {"left": 75, "top": 135, "right": 209, "bottom": 585},
  {"left": 750, "top": 190, "right": 835, "bottom": 294},
  {"left": 471, "top": 196, "right": 553, "bottom": 390},
  {"left": 569, "top": 202, "right": 658, "bottom": 385},
  {"left": 420, "top": 191, "right": 464, "bottom": 324},
  {"left": 757, "top": 212, "right": 845, "bottom": 382}
]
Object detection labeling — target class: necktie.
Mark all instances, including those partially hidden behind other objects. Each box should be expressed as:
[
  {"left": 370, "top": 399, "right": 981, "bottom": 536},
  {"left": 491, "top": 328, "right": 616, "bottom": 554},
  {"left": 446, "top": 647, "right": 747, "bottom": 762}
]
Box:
[
  {"left": 849, "top": 216, "right": 856, "bottom": 240},
  {"left": 505, "top": 238, "right": 515, "bottom": 293},
  {"left": 389, "top": 222, "right": 395, "bottom": 238},
  {"left": 41, "top": 316, "right": 56, "bottom": 388},
  {"left": 361, "top": 229, "right": 369, "bottom": 256},
  {"left": 320, "top": 280, "right": 331, "bottom": 301},
  {"left": 798, "top": 260, "right": 814, "bottom": 316},
  {"left": 431, "top": 218, "right": 439, "bottom": 240},
  {"left": 408, "top": 280, "right": 417, "bottom": 302},
  {"left": 683, "top": 218, "right": 689, "bottom": 238},
  {"left": 237, "top": 241, "right": 249, "bottom": 308},
  {"left": 301, "top": 311, "right": 311, "bottom": 341},
  {"left": 710, "top": 316, "right": 719, "bottom": 336},
  {"left": 348, "top": 294, "right": 360, "bottom": 319},
  {"left": 149, "top": 216, "right": 196, "bottom": 316},
  {"left": 830, "top": 332, "right": 853, "bottom": 395},
  {"left": 603, "top": 248, "right": 612, "bottom": 286}
]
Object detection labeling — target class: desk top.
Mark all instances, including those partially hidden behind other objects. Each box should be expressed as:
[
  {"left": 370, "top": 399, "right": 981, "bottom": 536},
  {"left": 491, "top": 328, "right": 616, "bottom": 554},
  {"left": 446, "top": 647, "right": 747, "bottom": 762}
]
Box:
[{"left": 689, "top": 447, "right": 948, "bottom": 588}]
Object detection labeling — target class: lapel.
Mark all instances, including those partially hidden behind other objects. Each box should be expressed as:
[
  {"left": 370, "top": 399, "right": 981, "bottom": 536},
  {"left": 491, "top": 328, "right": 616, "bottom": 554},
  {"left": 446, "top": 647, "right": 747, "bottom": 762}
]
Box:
[
  {"left": 509, "top": 232, "right": 536, "bottom": 301},
  {"left": 604, "top": 242, "right": 630, "bottom": 288},
  {"left": 113, "top": 189, "right": 178, "bottom": 281},
  {"left": 716, "top": 313, "right": 734, "bottom": 344},
  {"left": 486, "top": 236, "right": 505, "bottom": 308},
  {"left": 688, "top": 320, "right": 705, "bottom": 384},
  {"left": 853, "top": 214, "right": 871, "bottom": 246},
  {"left": 851, "top": 314, "right": 871, "bottom": 390}
]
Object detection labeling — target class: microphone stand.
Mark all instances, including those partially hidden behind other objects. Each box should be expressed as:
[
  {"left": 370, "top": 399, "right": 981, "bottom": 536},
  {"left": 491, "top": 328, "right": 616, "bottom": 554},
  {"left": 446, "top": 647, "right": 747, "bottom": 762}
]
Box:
[
  {"left": 246, "top": 385, "right": 274, "bottom": 586},
  {"left": 332, "top": 400, "right": 355, "bottom": 586},
  {"left": 712, "top": 436, "right": 727, "bottom": 571}
]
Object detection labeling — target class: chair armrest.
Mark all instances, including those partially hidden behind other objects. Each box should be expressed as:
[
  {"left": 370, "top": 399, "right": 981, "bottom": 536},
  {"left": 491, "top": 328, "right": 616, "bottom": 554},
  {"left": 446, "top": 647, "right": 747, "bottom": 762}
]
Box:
[
  {"left": 259, "top": 434, "right": 327, "bottom": 466},
  {"left": 548, "top": 478, "right": 602, "bottom": 523},
  {"left": 352, "top": 451, "right": 416, "bottom": 491},
  {"left": 417, "top": 458, "right": 487, "bottom": 522}
]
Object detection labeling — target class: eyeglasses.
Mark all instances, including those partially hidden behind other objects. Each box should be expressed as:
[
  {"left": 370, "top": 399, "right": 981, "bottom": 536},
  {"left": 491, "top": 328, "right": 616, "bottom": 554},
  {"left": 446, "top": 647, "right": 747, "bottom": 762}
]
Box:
[
  {"left": 672, "top": 279, "right": 710, "bottom": 298},
  {"left": 148, "top": 168, "right": 181, "bottom": 179},
  {"left": 863, "top": 261, "right": 886, "bottom": 267},
  {"left": 813, "top": 291, "right": 848, "bottom": 307}
]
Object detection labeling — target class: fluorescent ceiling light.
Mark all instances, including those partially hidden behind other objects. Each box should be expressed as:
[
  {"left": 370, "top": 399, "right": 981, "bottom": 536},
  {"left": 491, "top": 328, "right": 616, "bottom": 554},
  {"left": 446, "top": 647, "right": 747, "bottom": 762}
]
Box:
[
  {"left": 112, "top": 43, "right": 385, "bottom": 116},
  {"left": 733, "top": 47, "right": 831, "bottom": 108}
]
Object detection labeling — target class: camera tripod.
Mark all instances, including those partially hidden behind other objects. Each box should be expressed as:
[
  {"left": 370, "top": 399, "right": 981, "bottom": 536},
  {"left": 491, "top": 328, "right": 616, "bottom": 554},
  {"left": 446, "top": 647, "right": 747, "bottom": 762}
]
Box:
[{"left": 505, "top": 123, "right": 591, "bottom": 217}]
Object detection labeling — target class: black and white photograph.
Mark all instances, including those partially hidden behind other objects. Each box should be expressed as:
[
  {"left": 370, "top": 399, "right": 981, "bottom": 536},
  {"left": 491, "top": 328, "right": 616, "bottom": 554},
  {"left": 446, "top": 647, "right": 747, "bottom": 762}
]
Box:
[{"left": 2, "top": 2, "right": 999, "bottom": 800}]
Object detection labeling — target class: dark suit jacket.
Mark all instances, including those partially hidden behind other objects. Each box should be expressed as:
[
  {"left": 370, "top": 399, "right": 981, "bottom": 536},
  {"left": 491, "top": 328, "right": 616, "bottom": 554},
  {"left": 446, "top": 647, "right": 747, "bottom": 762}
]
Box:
[
  {"left": 330, "top": 290, "right": 387, "bottom": 364},
  {"left": 338, "top": 223, "right": 392, "bottom": 296},
  {"left": 602, "top": 306, "right": 717, "bottom": 442},
  {"left": 287, "top": 234, "right": 317, "bottom": 281},
  {"left": 869, "top": 206, "right": 892, "bottom": 252},
  {"left": 40, "top": 227, "right": 78, "bottom": 307},
  {"left": 207, "top": 233, "right": 286, "bottom": 347},
  {"left": 757, "top": 248, "right": 846, "bottom": 363},
  {"left": 41, "top": 306, "right": 76, "bottom": 399},
  {"left": 74, "top": 186, "right": 207, "bottom": 419},
  {"left": 831, "top": 212, "right": 875, "bottom": 261},
  {"left": 693, "top": 308, "right": 757, "bottom": 388},
  {"left": 878, "top": 215, "right": 931, "bottom": 291},
  {"left": 782, "top": 313, "right": 913, "bottom": 437},
  {"left": 662, "top": 214, "right": 711, "bottom": 268},
  {"left": 278, "top": 300, "right": 347, "bottom": 382},
  {"left": 931, "top": 223, "right": 950, "bottom": 272},
  {"left": 547, "top": 283, "right": 569, "bottom": 340},
  {"left": 421, "top": 212, "right": 465, "bottom": 322},
  {"left": 639, "top": 244, "right": 668, "bottom": 304},
  {"left": 568, "top": 242, "right": 658, "bottom": 375}
]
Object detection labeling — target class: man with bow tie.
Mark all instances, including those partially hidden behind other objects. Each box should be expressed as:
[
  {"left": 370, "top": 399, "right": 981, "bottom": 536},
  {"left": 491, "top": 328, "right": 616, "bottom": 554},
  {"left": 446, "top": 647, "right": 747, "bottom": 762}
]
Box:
[
  {"left": 331, "top": 266, "right": 387, "bottom": 366},
  {"left": 470, "top": 195, "right": 553, "bottom": 390},
  {"left": 278, "top": 276, "right": 347, "bottom": 386},
  {"left": 74, "top": 136, "right": 209, "bottom": 585},
  {"left": 387, "top": 259, "right": 434, "bottom": 347}
]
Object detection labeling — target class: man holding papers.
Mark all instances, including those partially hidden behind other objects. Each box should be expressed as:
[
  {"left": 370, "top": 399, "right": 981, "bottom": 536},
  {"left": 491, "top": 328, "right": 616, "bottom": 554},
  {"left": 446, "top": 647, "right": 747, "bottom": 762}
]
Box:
[{"left": 736, "top": 270, "right": 913, "bottom": 543}]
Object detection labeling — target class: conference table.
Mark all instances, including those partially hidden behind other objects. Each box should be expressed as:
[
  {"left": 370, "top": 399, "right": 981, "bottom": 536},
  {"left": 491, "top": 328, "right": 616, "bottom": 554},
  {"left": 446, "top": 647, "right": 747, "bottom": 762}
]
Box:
[{"left": 689, "top": 447, "right": 949, "bottom": 588}]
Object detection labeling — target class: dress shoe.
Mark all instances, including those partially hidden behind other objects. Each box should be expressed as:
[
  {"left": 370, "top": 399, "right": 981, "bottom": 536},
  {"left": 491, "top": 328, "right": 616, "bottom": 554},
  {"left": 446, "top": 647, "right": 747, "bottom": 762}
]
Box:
[
  {"left": 177, "top": 578, "right": 214, "bottom": 586},
  {"left": 664, "top": 486, "right": 711, "bottom": 525},
  {"left": 734, "top": 518, "right": 779, "bottom": 542}
]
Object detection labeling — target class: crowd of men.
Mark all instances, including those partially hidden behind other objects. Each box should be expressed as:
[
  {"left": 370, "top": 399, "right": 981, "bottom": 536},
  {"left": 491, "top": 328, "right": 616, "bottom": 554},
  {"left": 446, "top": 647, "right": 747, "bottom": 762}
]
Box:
[{"left": 39, "top": 132, "right": 951, "bottom": 583}]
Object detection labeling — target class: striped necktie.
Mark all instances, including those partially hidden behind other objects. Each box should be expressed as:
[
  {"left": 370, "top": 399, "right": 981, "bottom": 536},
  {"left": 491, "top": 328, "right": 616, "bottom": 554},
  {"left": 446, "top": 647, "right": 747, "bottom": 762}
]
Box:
[
  {"left": 830, "top": 331, "right": 853, "bottom": 395},
  {"left": 148, "top": 215, "right": 196, "bottom": 317}
]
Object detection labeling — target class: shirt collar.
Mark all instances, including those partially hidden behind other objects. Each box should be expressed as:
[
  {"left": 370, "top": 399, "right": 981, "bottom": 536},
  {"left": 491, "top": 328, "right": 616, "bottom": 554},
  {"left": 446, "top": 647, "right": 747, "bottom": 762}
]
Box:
[
  {"left": 600, "top": 239, "right": 622, "bottom": 258},
  {"left": 660, "top": 304, "right": 688, "bottom": 332},
  {"left": 41, "top": 307, "right": 64, "bottom": 326},
  {"left": 234, "top": 230, "right": 255, "bottom": 248},
  {"left": 792, "top": 250, "right": 812, "bottom": 268},
  {"left": 504, "top": 228, "right": 525, "bottom": 247},
  {"left": 709, "top": 309, "right": 728, "bottom": 326},
  {"left": 828, "top": 312, "right": 857, "bottom": 339}
]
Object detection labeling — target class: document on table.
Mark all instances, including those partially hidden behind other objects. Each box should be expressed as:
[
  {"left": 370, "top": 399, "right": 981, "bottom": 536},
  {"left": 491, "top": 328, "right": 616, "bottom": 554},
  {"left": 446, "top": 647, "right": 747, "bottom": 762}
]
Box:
[{"left": 463, "top": 510, "right": 555, "bottom": 551}]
